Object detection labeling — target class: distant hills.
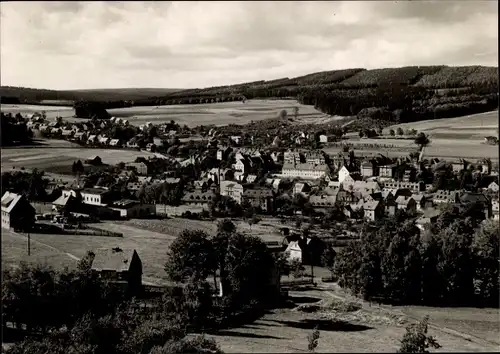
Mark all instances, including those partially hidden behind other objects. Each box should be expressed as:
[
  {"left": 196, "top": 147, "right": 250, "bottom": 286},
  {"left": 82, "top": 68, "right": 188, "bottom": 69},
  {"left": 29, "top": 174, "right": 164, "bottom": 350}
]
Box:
[
  {"left": 0, "top": 87, "right": 181, "bottom": 104},
  {"left": 1, "top": 65, "right": 498, "bottom": 124}
]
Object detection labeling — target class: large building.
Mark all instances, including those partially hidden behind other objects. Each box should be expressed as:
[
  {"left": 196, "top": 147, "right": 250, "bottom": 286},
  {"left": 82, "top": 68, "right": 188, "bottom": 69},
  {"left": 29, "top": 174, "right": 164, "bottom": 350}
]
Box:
[
  {"left": 1, "top": 192, "right": 36, "bottom": 231},
  {"left": 220, "top": 181, "right": 244, "bottom": 204},
  {"left": 282, "top": 162, "right": 329, "bottom": 180}
]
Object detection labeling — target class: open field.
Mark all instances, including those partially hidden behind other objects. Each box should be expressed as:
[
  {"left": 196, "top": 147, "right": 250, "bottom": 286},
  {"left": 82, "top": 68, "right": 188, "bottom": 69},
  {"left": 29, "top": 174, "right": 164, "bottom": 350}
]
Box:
[
  {"left": 1, "top": 104, "right": 75, "bottom": 119},
  {"left": 384, "top": 111, "right": 498, "bottom": 140},
  {"left": 1, "top": 100, "right": 343, "bottom": 127},
  {"left": 207, "top": 286, "right": 500, "bottom": 353},
  {"left": 1, "top": 144, "right": 154, "bottom": 171}
]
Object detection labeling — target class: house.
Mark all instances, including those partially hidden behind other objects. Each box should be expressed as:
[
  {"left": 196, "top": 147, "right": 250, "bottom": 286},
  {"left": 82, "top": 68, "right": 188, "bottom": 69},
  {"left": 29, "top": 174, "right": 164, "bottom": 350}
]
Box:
[
  {"left": 61, "top": 129, "right": 74, "bottom": 137},
  {"left": 85, "top": 156, "right": 102, "bottom": 166},
  {"left": 379, "top": 164, "right": 397, "bottom": 178},
  {"left": 242, "top": 188, "right": 274, "bottom": 212},
  {"left": 195, "top": 178, "right": 213, "bottom": 191},
  {"left": 451, "top": 159, "right": 467, "bottom": 173},
  {"left": 343, "top": 203, "right": 363, "bottom": 219},
  {"left": 384, "top": 192, "right": 397, "bottom": 216},
  {"left": 233, "top": 158, "right": 250, "bottom": 174},
  {"left": 382, "top": 181, "right": 425, "bottom": 193},
  {"left": 282, "top": 162, "right": 329, "bottom": 180},
  {"left": 410, "top": 194, "right": 431, "bottom": 212},
  {"left": 361, "top": 161, "right": 376, "bottom": 178},
  {"left": 305, "top": 151, "right": 326, "bottom": 165},
  {"left": 309, "top": 195, "right": 337, "bottom": 209},
  {"left": 220, "top": 181, "right": 244, "bottom": 204},
  {"left": 363, "top": 200, "right": 384, "bottom": 221},
  {"left": 90, "top": 247, "right": 143, "bottom": 296},
  {"left": 73, "top": 132, "right": 87, "bottom": 142},
  {"left": 1, "top": 192, "right": 36, "bottom": 231},
  {"left": 217, "top": 146, "right": 232, "bottom": 161},
  {"left": 98, "top": 136, "right": 110, "bottom": 145},
  {"left": 246, "top": 174, "right": 258, "bottom": 183},
  {"left": 164, "top": 178, "right": 181, "bottom": 185},
  {"left": 109, "top": 139, "right": 121, "bottom": 147},
  {"left": 87, "top": 135, "right": 97, "bottom": 144},
  {"left": 270, "top": 151, "right": 284, "bottom": 163},
  {"left": 80, "top": 188, "right": 113, "bottom": 206},
  {"left": 459, "top": 192, "right": 492, "bottom": 219},
  {"left": 492, "top": 200, "right": 499, "bottom": 220},
  {"left": 395, "top": 196, "right": 417, "bottom": 215},
  {"left": 230, "top": 136, "right": 243, "bottom": 145},
  {"left": 433, "top": 190, "right": 463, "bottom": 205},
  {"left": 126, "top": 162, "right": 148, "bottom": 176},
  {"left": 487, "top": 181, "right": 499, "bottom": 193},
  {"left": 319, "top": 134, "right": 328, "bottom": 143},
  {"left": 146, "top": 143, "right": 156, "bottom": 152},
  {"left": 415, "top": 208, "right": 442, "bottom": 231},
  {"left": 338, "top": 166, "right": 351, "bottom": 183},
  {"left": 484, "top": 136, "right": 498, "bottom": 145},
  {"left": 52, "top": 194, "right": 82, "bottom": 214},
  {"left": 109, "top": 200, "right": 155, "bottom": 218},
  {"left": 286, "top": 236, "right": 326, "bottom": 266},
  {"left": 293, "top": 182, "right": 311, "bottom": 196},
  {"left": 181, "top": 190, "right": 216, "bottom": 208}
]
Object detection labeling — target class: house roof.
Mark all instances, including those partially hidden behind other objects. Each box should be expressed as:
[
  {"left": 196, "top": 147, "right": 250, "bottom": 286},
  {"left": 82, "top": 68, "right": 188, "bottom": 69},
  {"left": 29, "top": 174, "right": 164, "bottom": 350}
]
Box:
[
  {"left": 309, "top": 194, "right": 337, "bottom": 206},
  {"left": 363, "top": 200, "right": 380, "bottom": 210},
  {"left": 111, "top": 199, "right": 140, "bottom": 209},
  {"left": 91, "top": 248, "right": 138, "bottom": 272},
  {"left": 182, "top": 191, "right": 216, "bottom": 202},
  {"left": 460, "top": 193, "right": 490, "bottom": 204},
  {"left": 53, "top": 195, "right": 78, "bottom": 207},
  {"left": 243, "top": 188, "right": 273, "bottom": 198},
  {"left": 396, "top": 196, "right": 413, "bottom": 205},
  {"left": 1, "top": 192, "right": 30, "bottom": 213},
  {"left": 283, "top": 162, "right": 329, "bottom": 172},
  {"left": 164, "top": 178, "right": 181, "bottom": 184},
  {"left": 81, "top": 188, "right": 110, "bottom": 195}
]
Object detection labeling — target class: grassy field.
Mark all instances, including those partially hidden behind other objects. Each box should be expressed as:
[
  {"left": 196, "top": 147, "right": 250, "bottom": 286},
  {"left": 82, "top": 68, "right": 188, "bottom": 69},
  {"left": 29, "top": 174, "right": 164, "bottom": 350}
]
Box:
[
  {"left": 1, "top": 100, "right": 339, "bottom": 127},
  {"left": 1, "top": 145, "right": 153, "bottom": 171}
]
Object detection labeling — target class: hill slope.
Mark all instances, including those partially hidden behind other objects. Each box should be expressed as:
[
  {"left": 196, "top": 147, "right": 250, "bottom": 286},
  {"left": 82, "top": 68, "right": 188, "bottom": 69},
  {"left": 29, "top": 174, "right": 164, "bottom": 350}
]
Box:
[{"left": 1, "top": 65, "right": 497, "bottom": 124}]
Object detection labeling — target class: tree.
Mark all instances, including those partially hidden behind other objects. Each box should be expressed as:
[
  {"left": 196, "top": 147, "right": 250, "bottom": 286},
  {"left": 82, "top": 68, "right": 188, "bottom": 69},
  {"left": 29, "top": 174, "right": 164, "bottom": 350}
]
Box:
[
  {"left": 414, "top": 132, "right": 430, "bottom": 150},
  {"left": 321, "top": 245, "right": 337, "bottom": 278},
  {"left": 289, "top": 258, "right": 305, "bottom": 278},
  {"left": 293, "top": 106, "right": 299, "bottom": 119},
  {"left": 397, "top": 127, "right": 404, "bottom": 136},
  {"left": 398, "top": 316, "right": 441, "bottom": 353},
  {"left": 307, "top": 326, "right": 320, "bottom": 352},
  {"left": 164, "top": 230, "right": 216, "bottom": 282},
  {"left": 359, "top": 130, "right": 364, "bottom": 138},
  {"left": 278, "top": 109, "right": 288, "bottom": 119},
  {"left": 472, "top": 219, "right": 499, "bottom": 306},
  {"left": 390, "top": 129, "right": 395, "bottom": 136}
]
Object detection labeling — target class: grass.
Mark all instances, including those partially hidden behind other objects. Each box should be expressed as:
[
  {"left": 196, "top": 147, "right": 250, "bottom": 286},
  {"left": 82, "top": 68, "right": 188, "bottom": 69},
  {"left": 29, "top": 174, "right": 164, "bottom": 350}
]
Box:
[
  {"left": 1, "top": 144, "right": 153, "bottom": 171},
  {"left": 2, "top": 99, "right": 331, "bottom": 127}
]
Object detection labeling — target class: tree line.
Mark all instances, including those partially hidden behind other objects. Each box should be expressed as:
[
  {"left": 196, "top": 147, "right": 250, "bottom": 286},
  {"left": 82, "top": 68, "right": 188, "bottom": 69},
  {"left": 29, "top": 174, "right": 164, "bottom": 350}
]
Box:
[{"left": 334, "top": 206, "right": 499, "bottom": 307}]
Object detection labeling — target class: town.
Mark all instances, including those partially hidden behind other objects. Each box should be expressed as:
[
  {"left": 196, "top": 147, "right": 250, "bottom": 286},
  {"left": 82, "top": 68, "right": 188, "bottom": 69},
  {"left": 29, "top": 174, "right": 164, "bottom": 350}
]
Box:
[
  {"left": 2, "top": 106, "right": 499, "bottom": 352},
  {"left": 1, "top": 1, "right": 499, "bottom": 353}
]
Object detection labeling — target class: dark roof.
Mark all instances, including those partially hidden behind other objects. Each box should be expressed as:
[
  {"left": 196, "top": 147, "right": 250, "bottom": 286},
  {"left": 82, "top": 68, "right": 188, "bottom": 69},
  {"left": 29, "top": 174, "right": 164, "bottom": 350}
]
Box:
[
  {"left": 243, "top": 188, "right": 273, "bottom": 197},
  {"left": 111, "top": 199, "right": 140, "bottom": 209},
  {"left": 81, "top": 188, "right": 110, "bottom": 195},
  {"left": 91, "top": 248, "right": 138, "bottom": 272},
  {"left": 182, "top": 191, "right": 216, "bottom": 202},
  {"left": 460, "top": 193, "right": 490, "bottom": 204}
]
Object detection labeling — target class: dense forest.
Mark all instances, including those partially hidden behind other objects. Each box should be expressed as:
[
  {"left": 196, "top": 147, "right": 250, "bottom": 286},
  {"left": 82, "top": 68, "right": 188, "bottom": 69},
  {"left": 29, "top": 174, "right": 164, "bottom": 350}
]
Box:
[{"left": 1, "top": 65, "right": 498, "bottom": 123}]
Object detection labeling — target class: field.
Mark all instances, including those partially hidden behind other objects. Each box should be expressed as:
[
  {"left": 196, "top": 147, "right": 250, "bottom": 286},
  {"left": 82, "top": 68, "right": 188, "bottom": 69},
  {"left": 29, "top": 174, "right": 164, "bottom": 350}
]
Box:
[
  {"left": 1, "top": 143, "right": 154, "bottom": 171},
  {"left": 1, "top": 100, "right": 341, "bottom": 127}
]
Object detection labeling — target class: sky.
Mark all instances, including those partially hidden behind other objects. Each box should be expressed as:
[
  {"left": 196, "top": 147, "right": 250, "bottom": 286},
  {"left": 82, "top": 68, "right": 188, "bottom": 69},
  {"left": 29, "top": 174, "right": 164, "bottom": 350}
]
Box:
[{"left": 0, "top": 1, "right": 498, "bottom": 90}]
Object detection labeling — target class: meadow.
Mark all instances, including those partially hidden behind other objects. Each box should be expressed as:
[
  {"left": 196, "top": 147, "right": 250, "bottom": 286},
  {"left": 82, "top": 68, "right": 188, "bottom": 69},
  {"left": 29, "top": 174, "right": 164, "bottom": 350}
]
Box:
[
  {"left": 1, "top": 99, "right": 331, "bottom": 127},
  {"left": 1, "top": 145, "right": 154, "bottom": 171}
]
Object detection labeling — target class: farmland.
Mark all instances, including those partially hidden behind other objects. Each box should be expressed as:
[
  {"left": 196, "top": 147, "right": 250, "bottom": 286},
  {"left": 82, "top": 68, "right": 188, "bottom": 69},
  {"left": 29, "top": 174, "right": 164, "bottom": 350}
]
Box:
[
  {"left": 384, "top": 110, "right": 499, "bottom": 161},
  {"left": 1, "top": 100, "right": 334, "bottom": 127},
  {"left": 1, "top": 144, "right": 154, "bottom": 171}
]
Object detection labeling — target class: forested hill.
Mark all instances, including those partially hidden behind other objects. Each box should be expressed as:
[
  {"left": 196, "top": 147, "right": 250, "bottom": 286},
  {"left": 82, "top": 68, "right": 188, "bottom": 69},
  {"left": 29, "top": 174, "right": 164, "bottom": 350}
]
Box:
[{"left": 1, "top": 65, "right": 498, "bottom": 123}]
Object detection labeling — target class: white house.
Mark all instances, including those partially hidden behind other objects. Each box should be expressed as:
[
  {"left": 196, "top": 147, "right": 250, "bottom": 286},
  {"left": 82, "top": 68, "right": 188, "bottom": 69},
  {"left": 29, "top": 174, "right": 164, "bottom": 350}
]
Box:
[
  {"left": 220, "top": 181, "right": 244, "bottom": 204},
  {"left": 338, "top": 166, "right": 351, "bottom": 183}
]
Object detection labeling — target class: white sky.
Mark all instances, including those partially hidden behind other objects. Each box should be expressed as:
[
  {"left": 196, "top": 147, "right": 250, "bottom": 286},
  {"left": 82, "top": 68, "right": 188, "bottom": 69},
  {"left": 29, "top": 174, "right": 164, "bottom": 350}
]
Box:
[{"left": 0, "top": 1, "right": 497, "bottom": 90}]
